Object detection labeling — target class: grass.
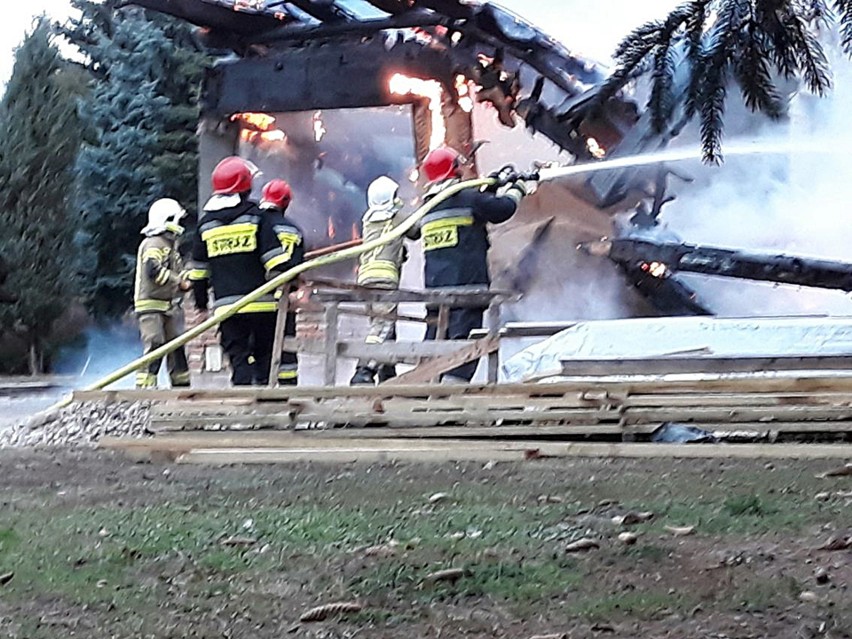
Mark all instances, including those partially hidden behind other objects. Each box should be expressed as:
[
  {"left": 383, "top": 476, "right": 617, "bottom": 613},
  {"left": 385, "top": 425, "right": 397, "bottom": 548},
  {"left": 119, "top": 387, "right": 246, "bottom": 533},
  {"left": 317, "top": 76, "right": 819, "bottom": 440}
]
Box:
[
  {"left": 731, "top": 575, "right": 802, "bottom": 612},
  {"left": 569, "top": 590, "right": 692, "bottom": 622},
  {"left": 0, "top": 455, "right": 847, "bottom": 636}
]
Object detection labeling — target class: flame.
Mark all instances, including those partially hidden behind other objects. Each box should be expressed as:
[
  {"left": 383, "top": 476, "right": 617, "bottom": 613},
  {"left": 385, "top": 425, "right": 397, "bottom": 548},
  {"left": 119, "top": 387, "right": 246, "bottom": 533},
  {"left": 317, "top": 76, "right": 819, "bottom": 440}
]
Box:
[
  {"left": 641, "top": 261, "right": 668, "bottom": 278},
  {"left": 389, "top": 73, "right": 446, "bottom": 151},
  {"left": 328, "top": 217, "right": 336, "bottom": 241},
  {"left": 231, "top": 112, "right": 287, "bottom": 145},
  {"left": 454, "top": 74, "right": 474, "bottom": 113},
  {"left": 586, "top": 137, "right": 607, "bottom": 160},
  {"left": 313, "top": 111, "right": 327, "bottom": 143}
]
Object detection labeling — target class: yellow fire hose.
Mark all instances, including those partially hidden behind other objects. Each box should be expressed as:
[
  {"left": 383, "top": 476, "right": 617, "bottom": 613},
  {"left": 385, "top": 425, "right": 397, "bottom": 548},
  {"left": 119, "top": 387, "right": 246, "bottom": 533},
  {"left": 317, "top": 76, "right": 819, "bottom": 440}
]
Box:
[{"left": 49, "top": 176, "right": 496, "bottom": 410}]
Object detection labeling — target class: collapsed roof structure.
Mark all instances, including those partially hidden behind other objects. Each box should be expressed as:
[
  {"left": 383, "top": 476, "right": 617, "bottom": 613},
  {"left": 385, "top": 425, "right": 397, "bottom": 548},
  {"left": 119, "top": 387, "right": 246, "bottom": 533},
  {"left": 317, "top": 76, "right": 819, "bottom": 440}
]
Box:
[
  {"left": 129, "top": 0, "right": 662, "bottom": 197},
  {"left": 128, "top": 0, "right": 852, "bottom": 319}
]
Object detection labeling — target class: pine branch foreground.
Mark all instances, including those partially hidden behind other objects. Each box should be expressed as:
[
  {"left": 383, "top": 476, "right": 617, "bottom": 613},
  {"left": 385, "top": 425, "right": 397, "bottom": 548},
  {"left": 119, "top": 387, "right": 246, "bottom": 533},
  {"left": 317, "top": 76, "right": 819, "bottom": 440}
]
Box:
[{"left": 607, "top": 0, "right": 847, "bottom": 162}]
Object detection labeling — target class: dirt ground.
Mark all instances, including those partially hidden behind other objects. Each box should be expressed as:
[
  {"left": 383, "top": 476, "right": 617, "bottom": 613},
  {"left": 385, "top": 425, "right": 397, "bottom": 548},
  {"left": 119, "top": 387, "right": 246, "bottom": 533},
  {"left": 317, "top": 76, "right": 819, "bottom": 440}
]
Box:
[{"left": 0, "top": 449, "right": 849, "bottom": 639}]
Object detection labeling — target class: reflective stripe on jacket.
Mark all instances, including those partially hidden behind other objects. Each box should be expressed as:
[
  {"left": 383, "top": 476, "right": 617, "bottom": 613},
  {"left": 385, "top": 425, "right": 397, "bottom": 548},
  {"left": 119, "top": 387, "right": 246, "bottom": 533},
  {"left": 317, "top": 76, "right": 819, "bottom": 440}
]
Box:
[
  {"left": 134, "top": 233, "right": 183, "bottom": 314},
  {"left": 407, "top": 180, "right": 518, "bottom": 288},
  {"left": 357, "top": 210, "right": 406, "bottom": 286},
  {"left": 190, "top": 199, "right": 276, "bottom": 314}
]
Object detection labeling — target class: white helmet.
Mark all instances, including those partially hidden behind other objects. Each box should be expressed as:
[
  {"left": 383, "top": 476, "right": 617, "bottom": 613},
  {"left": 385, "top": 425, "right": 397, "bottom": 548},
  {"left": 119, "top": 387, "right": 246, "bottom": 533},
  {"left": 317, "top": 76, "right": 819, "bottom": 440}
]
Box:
[
  {"left": 142, "top": 198, "right": 186, "bottom": 236},
  {"left": 364, "top": 176, "right": 401, "bottom": 222}
]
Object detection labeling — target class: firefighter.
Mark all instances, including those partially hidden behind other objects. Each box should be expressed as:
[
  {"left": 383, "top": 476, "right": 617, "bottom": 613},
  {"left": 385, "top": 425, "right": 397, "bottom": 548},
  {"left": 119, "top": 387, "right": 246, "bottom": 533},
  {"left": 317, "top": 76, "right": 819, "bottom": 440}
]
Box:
[
  {"left": 133, "top": 198, "right": 192, "bottom": 389},
  {"left": 259, "top": 179, "right": 305, "bottom": 386},
  {"left": 189, "top": 157, "right": 299, "bottom": 386},
  {"left": 350, "top": 176, "right": 407, "bottom": 385},
  {"left": 408, "top": 147, "right": 531, "bottom": 383}
]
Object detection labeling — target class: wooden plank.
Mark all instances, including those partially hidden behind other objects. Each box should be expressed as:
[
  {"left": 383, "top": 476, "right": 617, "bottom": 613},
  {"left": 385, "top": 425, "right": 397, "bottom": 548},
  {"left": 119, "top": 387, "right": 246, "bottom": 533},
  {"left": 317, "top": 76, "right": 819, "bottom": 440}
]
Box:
[
  {"left": 622, "top": 405, "right": 852, "bottom": 425},
  {"left": 561, "top": 356, "right": 852, "bottom": 376},
  {"left": 268, "top": 295, "right": 290, "bottom": 387},
  {"left": 323, "top": 303, "right": 339, "bottom": 387},
  {"left": 385, "top": 335, "right": 500, "bottom": 386},
  {"left": 309, "top": 287, "right": 515, "bottom": 306},
  {"left": 175, "top": 441, "right": 852, "bottom": 465},
  {"left": 72, "top": 374, "right": 852, "bottom": 405},
  {"left": 623, "top": 392, "right": 852, "bottom": 408},
  {"left": 290, "top": 405, "right": 619, "bottom": 426},
  {"left": 337, "top": 340, "right": 479, "bottom": 363},
  {"left": 299, "top": 424, "right": 633, "bottom": 437}
]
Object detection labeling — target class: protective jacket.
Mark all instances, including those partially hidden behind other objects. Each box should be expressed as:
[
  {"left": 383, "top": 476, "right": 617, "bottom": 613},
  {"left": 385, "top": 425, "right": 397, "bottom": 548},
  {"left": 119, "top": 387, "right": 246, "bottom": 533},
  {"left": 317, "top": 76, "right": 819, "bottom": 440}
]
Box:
[
  {"left": 134, "top": 233, "right": 184, "bottom": 314},
  {"left": 408, "top": 179, "right": 519, "bottom": 288},
  {"left": 261, "top": 209, "right": 305, "bottom": 277},
  {"left": 357, "top": 205, "right": 406, "bottom": 286},
  {"left": 189, "top": 196, "right": 302, "bottom": 315}
]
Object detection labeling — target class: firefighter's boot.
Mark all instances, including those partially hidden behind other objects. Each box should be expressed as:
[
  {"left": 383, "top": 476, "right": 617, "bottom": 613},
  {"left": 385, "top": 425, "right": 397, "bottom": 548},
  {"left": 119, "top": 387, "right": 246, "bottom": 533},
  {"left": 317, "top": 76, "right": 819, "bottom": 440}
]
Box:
[
  {"left": 377, "top": 364, "right": 397, "bottom": 383},
  {"left": 350, "top": 366, "right": 377, "bottom": 386}
]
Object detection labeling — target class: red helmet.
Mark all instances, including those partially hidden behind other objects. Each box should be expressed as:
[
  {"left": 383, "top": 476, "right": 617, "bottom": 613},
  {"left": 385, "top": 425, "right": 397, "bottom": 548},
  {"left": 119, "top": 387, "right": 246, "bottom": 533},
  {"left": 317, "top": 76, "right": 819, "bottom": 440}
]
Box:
[
  {"left": 261, "top": 179, "right": 292, "bottom": 210},
  {"left": 212, "top": 156, "right": 256, "bottom": 195},
  {"left": 422, "top": 147, "right": 461, "bottom": 183}
]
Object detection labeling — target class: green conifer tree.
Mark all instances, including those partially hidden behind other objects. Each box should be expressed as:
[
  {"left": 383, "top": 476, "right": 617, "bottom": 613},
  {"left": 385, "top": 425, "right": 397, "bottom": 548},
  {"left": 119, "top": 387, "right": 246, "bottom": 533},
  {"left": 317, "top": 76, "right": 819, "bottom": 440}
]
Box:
[
  {"left": 66, "top": 3, "right": 207, "bottom": 317},
  {"left": 0, "top": 18, "right": 85, "bottom": 373}
]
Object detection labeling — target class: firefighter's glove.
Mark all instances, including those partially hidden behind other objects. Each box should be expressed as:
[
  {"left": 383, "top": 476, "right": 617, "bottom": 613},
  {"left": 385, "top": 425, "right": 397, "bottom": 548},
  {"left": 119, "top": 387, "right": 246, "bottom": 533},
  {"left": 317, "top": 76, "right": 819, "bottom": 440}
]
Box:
[
  {"left": 497, "top": 178, "right": 533, "bottom": 204},
  {"left": 485, "top": 164, "right": 517, "bottom": 192}
]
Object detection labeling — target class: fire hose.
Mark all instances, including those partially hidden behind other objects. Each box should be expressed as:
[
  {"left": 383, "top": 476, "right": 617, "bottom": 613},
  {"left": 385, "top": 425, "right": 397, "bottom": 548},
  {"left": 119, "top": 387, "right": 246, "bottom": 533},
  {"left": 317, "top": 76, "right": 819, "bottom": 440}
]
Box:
[{"left": 49, "top": 175, "right": 520, "bottom": 410}]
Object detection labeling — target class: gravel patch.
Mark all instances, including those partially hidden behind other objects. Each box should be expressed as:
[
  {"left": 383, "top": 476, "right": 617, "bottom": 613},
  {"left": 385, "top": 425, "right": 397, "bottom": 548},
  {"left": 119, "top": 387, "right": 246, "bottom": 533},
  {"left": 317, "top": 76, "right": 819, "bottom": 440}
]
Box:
[{"left": 0, "top": 401, "right": 151, "bottom": 448}]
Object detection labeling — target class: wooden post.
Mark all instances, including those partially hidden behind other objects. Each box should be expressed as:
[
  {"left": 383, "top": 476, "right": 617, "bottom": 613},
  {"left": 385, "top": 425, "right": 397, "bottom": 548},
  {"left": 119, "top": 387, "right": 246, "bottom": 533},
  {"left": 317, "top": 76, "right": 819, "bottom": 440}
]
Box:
[
  {"left": 432, "top": 305, "right": 451, "bottom": 383},
  {"left": 323, "top": 303, "right": 339, "bottom": 387},
  {"left": 436, "top": 305, "right": 450, "bottom": 340},
  {"left": 268, "top": 294, "right": 290, "bottom": 387},
  {"left": 485, "top": 303, "right": 501, "bottom": 384}
]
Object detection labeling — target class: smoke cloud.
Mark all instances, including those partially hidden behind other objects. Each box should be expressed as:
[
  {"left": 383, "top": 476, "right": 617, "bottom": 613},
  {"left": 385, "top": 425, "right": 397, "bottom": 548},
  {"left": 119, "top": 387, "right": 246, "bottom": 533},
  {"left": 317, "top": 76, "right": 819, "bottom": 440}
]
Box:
[{"left": 655, "top": 42, "right": 852, "bottom": 317}]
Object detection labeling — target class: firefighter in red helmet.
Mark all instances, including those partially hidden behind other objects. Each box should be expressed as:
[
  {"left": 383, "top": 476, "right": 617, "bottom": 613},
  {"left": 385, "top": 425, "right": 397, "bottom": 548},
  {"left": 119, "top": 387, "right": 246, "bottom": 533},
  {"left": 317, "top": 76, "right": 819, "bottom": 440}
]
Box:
[
  {"left": 189, "top": 157, "right": 301, "bottom": 385},
  {"left": 259, "top": 179, "right": 304, "bottom": 386},
  {"left": 408, "top": 146, "right": 533, "bottom": 383}
]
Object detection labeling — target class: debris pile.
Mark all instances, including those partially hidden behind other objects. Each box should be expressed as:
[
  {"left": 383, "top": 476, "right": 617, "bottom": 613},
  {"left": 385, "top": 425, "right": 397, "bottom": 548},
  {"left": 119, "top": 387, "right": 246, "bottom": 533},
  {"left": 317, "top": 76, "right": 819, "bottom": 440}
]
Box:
[{"left": 0, "top": 401, "right": 150, "bottom": 448}]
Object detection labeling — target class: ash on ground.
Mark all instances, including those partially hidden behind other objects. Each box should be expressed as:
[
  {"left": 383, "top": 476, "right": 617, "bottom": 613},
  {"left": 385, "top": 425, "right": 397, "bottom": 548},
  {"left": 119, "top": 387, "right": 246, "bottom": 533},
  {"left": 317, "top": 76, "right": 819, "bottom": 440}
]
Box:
[{"left": 0, "top": 401, "right": 150, "bottom": 448}]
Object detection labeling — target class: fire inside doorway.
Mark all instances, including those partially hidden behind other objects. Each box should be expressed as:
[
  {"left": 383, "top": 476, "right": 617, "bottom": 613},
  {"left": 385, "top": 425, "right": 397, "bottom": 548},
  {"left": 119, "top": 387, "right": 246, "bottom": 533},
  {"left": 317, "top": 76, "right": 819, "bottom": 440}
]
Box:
[{"left": 231, "top": 107, "right": 417, "bottom": 255}]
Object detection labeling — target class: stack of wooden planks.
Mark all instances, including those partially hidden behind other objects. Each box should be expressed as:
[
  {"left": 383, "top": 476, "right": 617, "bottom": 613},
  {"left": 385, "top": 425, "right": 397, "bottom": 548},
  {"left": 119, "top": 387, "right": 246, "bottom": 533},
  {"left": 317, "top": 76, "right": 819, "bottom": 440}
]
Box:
[{"left": 86, "top": 374, "right": 852, "bottom": 464}]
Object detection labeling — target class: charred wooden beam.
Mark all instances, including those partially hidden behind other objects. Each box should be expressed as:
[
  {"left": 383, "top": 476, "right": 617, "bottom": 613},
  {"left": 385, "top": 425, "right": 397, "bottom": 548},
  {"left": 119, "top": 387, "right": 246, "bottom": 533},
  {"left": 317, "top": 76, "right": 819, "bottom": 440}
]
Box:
[
  {"left": 581, "top": 238, "right": 852, "bottom": 292},
  {"left": 253, "top": 10, "right": 446, "bottom": 44},
  {"left": 623, "top": 268, "right": 712, "bottom": 316},
  {"left": 286, "top": 0, "right": 356, "bottom": 23},
  {"left": 606, "top": 238, "right": 852, "bottom": 292},
  {"left": 129, "top": 0, "right": 289, "bottom": 34},
  {"left": 580, "top": 238, "right": 712, "bottom": 315},
  {"left": 202, "top": 38, "right": 455, "bottom": 115}
]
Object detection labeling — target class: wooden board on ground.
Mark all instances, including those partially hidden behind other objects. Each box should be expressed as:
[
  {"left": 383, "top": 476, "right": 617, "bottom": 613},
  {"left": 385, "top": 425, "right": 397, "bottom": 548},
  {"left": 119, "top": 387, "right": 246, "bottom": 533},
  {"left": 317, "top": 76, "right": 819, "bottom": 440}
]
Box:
[{"left": 174, "top": 441, "right": 852, "bottom": 465}]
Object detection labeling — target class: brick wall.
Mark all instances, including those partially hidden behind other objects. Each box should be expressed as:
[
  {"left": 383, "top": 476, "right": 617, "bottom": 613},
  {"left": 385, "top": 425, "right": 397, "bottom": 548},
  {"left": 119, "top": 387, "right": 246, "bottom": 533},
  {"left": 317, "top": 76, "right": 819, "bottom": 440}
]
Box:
[{"left": 184, "top": 302, "right": 220, "bottom": 374}]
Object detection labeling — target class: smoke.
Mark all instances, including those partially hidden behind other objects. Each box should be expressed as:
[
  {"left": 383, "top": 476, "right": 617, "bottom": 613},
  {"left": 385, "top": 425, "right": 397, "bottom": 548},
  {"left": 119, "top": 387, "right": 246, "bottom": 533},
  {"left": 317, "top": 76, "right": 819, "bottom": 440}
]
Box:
[
  {"left": 53, "top": 324, "right": 140, "bottom": 389},
  {"left": 474, "top": 28, "right": 852, "bottom": 321},
  {"left": 653, "top": 41, "right": 852, "bottom": 317}
]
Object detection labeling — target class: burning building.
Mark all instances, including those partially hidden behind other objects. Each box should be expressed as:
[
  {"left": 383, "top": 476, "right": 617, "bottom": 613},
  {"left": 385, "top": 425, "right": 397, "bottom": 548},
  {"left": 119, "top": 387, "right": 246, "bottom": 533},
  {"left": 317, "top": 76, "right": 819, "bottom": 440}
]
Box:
[{"left": 129, "top": 0, "right": 852, "bottom": 328}]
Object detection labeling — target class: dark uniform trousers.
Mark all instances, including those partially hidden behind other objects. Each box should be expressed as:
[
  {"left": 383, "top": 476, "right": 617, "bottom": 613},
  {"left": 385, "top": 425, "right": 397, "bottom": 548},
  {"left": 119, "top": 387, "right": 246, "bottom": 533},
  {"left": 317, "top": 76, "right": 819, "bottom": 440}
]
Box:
[{"left": 219, "top": 313, "right": 277, "bottom": 386}]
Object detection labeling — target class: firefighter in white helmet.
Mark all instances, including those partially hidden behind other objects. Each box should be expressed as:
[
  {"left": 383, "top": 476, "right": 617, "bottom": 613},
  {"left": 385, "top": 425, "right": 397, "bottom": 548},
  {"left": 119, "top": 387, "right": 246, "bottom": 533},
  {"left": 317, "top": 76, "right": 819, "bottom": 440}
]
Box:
[
  {"left": 350, "top": 176, "right": 408, "bottom": 385},
  {"left": 133, "top": 198, "right": 192, "bottom": 388}
]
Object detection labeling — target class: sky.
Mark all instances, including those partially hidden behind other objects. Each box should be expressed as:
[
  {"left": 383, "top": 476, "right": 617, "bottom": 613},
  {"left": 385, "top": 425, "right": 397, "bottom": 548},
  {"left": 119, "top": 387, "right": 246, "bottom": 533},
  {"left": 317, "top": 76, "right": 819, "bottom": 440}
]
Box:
[{"left": 0, "top": 0, "right": 680, "bottom": 87}]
